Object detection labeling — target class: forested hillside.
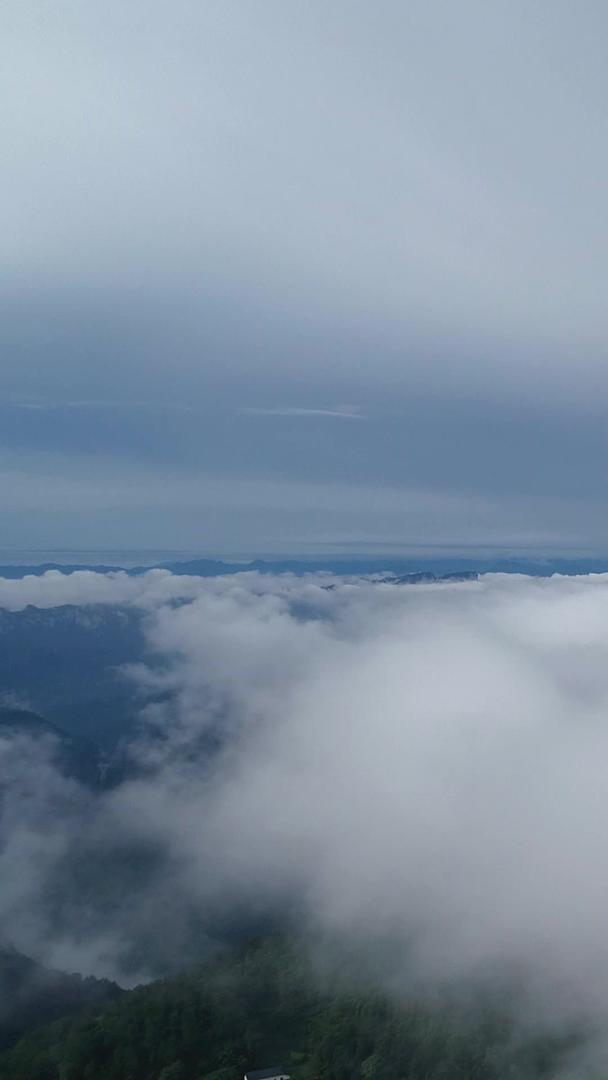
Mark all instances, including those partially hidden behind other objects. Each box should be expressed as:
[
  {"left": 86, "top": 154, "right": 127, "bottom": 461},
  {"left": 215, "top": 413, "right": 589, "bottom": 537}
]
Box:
[
  {"left": 0, "top": 945, "right": 120, "bottom": 1053},
  {"left": 0, "top": 938, "right": 582, "bottom": 1080}
]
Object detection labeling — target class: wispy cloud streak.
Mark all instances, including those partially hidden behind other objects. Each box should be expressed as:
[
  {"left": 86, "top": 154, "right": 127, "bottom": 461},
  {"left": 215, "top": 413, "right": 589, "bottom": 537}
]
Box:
[{"left": 240, "top": 405, "right": 365, "bottom": 419}]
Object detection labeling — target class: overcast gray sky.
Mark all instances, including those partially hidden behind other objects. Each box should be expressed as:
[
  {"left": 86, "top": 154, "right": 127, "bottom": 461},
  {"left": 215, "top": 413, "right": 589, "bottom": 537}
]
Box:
[{"left": 2, "top": 1, "right": 608, "bottom": 555}]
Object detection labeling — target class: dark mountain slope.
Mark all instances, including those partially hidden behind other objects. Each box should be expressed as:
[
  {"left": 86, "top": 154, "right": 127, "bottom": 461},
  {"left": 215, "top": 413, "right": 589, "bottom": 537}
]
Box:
[
  {"left": 0, "top": 706, "right": 104, "bottom": 787},
  {"left": 0, "top": 944, "right": 120, "bottom": 1052},
  {"left": 0, "top": 605, "right": 145, "bottom": 747}
]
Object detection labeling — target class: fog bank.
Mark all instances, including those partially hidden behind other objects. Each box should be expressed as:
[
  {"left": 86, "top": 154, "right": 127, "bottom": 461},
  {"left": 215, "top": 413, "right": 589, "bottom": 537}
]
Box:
[{"left": 2, "top": 570, "right": 608, "bottom": 1028}]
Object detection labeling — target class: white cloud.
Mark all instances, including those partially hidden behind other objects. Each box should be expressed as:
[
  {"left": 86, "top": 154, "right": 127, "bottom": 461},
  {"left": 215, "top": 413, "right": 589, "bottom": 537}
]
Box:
[
  {"left": 4, "top": 569, "right": 608, "bottom": 1028},
  {"left": 0, "top": 568, "right": 180, "bottom": 611}
]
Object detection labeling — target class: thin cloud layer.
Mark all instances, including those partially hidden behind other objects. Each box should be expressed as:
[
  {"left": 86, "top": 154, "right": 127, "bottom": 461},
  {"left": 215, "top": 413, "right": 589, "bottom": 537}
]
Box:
[{"left": 3, "top": 2, "right": 608, "bottom": 549}]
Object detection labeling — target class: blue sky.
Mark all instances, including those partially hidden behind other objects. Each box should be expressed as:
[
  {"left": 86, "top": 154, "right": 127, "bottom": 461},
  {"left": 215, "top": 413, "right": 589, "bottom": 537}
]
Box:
[{"left": 2, "top": 1, "right": 608, "bottom": 554}]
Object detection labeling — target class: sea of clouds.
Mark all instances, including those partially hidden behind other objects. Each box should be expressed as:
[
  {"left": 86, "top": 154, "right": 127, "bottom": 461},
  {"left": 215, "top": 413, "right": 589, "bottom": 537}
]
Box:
[{"left": 2, "top": 569, "right": 608, "bottom": 1043}]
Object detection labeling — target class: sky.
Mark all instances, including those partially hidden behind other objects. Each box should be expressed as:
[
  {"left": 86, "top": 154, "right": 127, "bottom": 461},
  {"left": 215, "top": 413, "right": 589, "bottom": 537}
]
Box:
[{"left": 2, "top": 1, "right": 608, "bottom": 555}]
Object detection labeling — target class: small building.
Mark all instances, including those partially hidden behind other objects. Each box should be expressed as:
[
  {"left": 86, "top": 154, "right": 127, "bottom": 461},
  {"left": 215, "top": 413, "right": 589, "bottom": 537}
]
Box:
[{"left": 244, "top": 1067, "right": 290, "bottom": 1080}]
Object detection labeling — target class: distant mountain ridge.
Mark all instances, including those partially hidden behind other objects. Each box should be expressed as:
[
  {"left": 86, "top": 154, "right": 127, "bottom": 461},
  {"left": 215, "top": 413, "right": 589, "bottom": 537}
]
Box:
[{"left": 1, "top": 555, "right": 608, "bottom": 579}]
